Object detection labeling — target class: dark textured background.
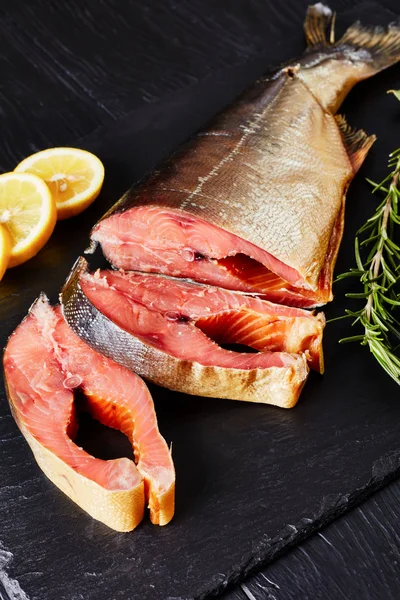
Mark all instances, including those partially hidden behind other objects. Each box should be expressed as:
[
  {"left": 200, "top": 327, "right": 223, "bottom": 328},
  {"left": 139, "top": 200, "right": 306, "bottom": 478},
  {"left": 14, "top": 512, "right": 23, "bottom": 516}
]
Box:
[{"left": 0, "top": 1, "right": 400, "bottom": 599}]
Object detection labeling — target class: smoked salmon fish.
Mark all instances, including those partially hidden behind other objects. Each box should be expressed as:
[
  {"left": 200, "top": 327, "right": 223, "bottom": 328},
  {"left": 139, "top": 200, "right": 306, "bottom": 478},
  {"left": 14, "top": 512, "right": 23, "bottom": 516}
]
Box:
[
  {"left": 3, "top": 295, "right": 175, "bottom": 532},
  {"left": 90, "top": 4, "right": 400, "bottom": 308}
]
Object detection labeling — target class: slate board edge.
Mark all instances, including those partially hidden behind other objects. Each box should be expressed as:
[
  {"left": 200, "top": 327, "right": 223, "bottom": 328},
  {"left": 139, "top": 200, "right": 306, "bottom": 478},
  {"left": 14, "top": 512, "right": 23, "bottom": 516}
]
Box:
[{"left": 201, "top": 451, "right": 400, "bottom": 599}]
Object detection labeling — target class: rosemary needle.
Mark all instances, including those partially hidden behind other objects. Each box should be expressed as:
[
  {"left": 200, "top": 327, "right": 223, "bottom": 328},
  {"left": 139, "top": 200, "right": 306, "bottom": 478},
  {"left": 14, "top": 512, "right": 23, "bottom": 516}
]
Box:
[{"left": 334, "top": 91, "right": 400, "bottom": 385}]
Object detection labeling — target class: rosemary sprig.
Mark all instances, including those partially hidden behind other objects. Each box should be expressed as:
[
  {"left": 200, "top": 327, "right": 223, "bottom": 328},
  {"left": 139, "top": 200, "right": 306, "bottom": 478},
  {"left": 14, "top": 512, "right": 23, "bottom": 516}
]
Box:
[{"left": 334, "top": 93, "right": 400, "bottom": 385}]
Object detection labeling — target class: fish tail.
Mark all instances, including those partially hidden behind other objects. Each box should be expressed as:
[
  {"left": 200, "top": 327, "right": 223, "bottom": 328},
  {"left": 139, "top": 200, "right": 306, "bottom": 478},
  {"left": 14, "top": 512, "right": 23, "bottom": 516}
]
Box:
[
  {"left": 302, "top": 4, "right": 400, "bottom": 111},
  {"left": 339, "top": 21, "right": 400, "bottom": 74},
  {"left": 305, "top": 3, "right": 400, "bottom": 72}
]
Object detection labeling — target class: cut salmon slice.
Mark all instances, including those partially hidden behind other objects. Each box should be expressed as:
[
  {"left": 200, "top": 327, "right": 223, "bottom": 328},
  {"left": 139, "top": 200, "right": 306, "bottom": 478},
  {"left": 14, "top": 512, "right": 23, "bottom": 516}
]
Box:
[
  {"left": 91, "top": 206, "right": 331, "bottom": 308},
  {"left": 94, "top": 268, "right": 324, "bottom": 372},
  {"left": 61, "top": 258, "right": 324, "bottom": 407},
  {"left": 3, "top": 295, "right": 175, "bottom": 532}
]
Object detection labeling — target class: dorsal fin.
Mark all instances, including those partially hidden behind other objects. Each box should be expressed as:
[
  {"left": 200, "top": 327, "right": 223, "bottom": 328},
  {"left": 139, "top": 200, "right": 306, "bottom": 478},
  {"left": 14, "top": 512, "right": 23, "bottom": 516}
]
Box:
[
  {"left": 304, "top": 3, "right": 335, "bottom": 47},
  {"left": 335, "top": 114, "right": 376, "bottom": 173}
]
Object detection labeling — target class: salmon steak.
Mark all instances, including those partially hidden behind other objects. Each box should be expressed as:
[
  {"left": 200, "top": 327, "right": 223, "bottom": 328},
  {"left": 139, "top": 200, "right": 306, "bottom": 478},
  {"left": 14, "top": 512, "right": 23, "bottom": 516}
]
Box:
[
  {"left": 3, "top": 295, "right": 175, "bottom": 532},
  {"left": 61, "top": 258, "right": 324, "bottom": 408},
  {"left": 90, "top": 4, "right": 400, "bottom": 308}
]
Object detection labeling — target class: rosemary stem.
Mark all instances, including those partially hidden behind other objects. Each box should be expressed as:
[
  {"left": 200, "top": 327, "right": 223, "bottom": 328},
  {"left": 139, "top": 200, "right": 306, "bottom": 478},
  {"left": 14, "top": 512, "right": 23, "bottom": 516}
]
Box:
[
  {"left": 337, "top": 117, "right": 400, "bottom": 387},
  {"left": 365, "top": 163, "right": 399, "bottom": 324}
]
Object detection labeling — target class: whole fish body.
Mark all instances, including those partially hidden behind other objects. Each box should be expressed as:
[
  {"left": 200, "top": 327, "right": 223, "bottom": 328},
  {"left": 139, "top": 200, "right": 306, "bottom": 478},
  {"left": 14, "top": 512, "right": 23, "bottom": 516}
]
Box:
[
  {"left": 91, "top": 4, "right": 400, "bottom": 308},
  {"left": 3, "top": 295, "right": 175, "bottom": 532}
]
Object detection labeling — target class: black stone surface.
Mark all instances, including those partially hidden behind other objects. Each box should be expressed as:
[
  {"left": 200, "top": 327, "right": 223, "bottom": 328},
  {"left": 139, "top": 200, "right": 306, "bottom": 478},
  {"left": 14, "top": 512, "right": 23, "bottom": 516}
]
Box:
[{"left": 0, "top": 1, "right": 399, "bottom": 599}]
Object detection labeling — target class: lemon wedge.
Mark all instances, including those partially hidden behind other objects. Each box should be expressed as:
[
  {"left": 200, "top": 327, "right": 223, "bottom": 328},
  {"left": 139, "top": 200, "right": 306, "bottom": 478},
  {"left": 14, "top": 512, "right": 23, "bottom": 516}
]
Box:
[
  {"left": 15, "top": 147, "right": 105, "bottom": 220},
  {"left": 0, "top": 223, "right": 12, "bottom": 279},
  {"left": 0, "top": 172, "right": 57, "bottom": 268}
]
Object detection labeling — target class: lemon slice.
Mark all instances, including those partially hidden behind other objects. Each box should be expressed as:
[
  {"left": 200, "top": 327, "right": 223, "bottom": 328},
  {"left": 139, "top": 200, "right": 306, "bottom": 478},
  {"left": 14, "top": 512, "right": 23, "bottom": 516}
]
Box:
[
  {"left": 0, "top": 224, "right": 12, "bottom": 280},
  {"left": 15, "top": 147, "right": 105, "bottom": 220},
  {"left": 0, "top": 173, "right": 57, "bottom": 268}
]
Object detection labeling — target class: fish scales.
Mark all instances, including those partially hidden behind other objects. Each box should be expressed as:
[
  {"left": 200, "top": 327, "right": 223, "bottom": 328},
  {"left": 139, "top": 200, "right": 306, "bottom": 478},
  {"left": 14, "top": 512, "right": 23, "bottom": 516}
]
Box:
[{"left": 98, "top": 72, "right": 351, "bottom": 289}]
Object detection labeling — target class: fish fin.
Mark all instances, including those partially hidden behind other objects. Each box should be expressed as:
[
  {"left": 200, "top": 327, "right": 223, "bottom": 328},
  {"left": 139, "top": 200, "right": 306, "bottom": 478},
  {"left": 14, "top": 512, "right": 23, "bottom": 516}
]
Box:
[
  {"left": 339, "top": 20, "right": 400, "bottom": 73},
  {"left": 304, "top": 3, "right": 335, "bottom": 47},
  {"left": 335, "top": 114, "right": 376, "bottom": 173}
]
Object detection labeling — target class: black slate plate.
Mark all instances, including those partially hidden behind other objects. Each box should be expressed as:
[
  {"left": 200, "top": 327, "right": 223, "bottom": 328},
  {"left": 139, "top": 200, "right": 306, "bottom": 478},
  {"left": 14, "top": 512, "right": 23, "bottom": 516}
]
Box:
[{"left": 1, "top": 2, "right": 400, "bottom": 599}]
